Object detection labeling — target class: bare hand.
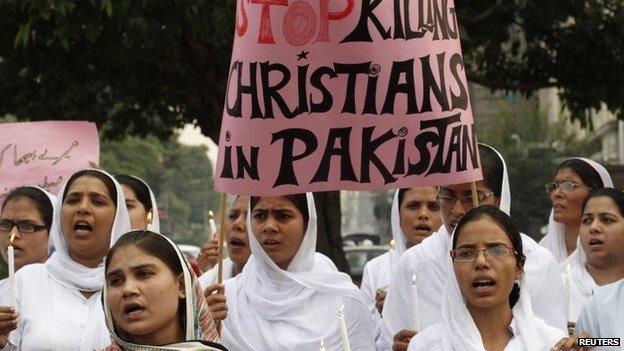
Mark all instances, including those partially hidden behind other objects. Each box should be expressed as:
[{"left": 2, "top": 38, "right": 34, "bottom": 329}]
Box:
[
  {"left": 0, "top": 306, "right": 18, "bottom": 347},
  {"left": 393, "top": 329, "right": 417, "bottom": 351},
  {"left": 197, "top": 237, "right": 220, "bottom": 272},
  {"left": 375, "top": 289, "right": 387, "bottom": 314},
  {"left": 204, "top": 283, "right": 227, "bottom": 323},
  {"left": 552, "top": 332, "right": 591, "bottom": 351}
]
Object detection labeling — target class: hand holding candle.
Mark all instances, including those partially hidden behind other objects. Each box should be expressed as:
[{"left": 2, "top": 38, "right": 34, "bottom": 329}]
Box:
[{"left": 338, "top": 305, "right": 351, "bottom": 351}]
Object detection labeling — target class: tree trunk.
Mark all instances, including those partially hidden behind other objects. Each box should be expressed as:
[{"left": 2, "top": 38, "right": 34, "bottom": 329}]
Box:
[{"left": 314, "top": 191, "right": 350, "bottom": 274}]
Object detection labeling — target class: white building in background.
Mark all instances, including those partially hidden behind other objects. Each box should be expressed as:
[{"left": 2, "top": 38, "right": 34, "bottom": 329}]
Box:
[{"left": 539, "top": 87, "right": 624, "bottom": 165}]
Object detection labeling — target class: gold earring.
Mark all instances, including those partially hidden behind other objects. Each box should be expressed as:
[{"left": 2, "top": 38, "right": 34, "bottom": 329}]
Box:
[{"left": 146, "top": 211, "right": 153, "bottom": 223}]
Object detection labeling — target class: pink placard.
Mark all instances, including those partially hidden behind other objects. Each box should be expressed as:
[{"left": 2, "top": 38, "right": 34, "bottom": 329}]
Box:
[
  {"left": 0, "top": 121, "right": 99, "bottom": 203},
  {"left": 216, "top": 0, "right": 482, "bottom": 195}
]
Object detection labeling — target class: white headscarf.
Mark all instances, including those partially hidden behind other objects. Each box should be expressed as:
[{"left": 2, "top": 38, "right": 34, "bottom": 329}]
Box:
[
  {"left": 130, "top": 175, "right": 160, "bottom": 233},
  {"left": 45, "top": 168, "right": 132, "bottom": 292},
  {"left": 221, "top": 193, "right": 367, "bottom": 351},
  {"left": 103, "top": 231, "right": 222, "bottom": 351},
  {"left": 382, "top": 143, "right": 565, "bottom": 343},
  {"left": 540, "top": 158, "right": 613, "bottom": 264},
  {"left": 438, "top": 227, "right": 564, "bottom": 351},
  {"left": 9, "top": 186, "right": 59, "bottom": 255},
  {"left": 390, "top": 190, "right": 408, "bottom": 258}
]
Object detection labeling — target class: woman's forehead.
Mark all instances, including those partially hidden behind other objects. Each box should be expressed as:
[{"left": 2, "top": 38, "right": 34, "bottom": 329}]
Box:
[{"left": 456, "top": 218, "right": 512, "bottom": 246}]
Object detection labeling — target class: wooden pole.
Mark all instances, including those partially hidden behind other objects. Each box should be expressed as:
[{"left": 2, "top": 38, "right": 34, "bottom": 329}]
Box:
[{"left": 471, "top": 182, "right": 479, "bottom": 208}]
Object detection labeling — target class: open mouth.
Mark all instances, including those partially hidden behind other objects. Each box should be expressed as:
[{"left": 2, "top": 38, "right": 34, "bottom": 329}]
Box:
[
  {"left": 123, "top": 302, "right": 145, "bottom": 317},
  {"left": 229, "top": 236, "right": 246, "bottom": 248},
  {"left": 262, "top": 239, "right": 280, "bottom": 250},
  {"left": 472, "top": 278, "right": 496, "bottom": 291},
  {"left": 73, "top": 220, "right": 93, "bottom": 235},
  {"left": 414, "top": 224, "right": 431, "bottom": 234},
  {"left": 589, "top": 238, "right": 604, "bottom": 246}
]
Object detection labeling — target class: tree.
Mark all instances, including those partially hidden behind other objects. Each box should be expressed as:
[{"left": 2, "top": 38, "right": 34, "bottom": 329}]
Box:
[
  {"left": 478, "top": 101, "right": 590, "bottom": 239},
  {"left": 100, "top": 135, "right": 218, "bottom": 244}
]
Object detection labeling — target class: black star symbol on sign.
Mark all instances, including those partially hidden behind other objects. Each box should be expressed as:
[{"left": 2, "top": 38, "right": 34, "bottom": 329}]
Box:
[{"left": 297, "top": 50, "right": 309, "bottom": 61}]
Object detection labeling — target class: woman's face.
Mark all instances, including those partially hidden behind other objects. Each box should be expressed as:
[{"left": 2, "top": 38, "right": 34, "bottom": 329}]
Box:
[
  {"left": 400, "top": 187, "right": 442, "bottom": 248},
  {"left": 106, "top": 245, "right": 184, "bottom": 345},
  {"left": 0, "top": 197, "right": 49, "bottom": 270},
  {"left": 61, "top": 175, "right": 116, "bottom": 268},
  {"left": 453, "top": 217, "right": 521, "bottom": 311},
  {"left": 122, "top": 185, "right": 149, "bottom": 230},
  {"left": 580, "top": 196, "right": 624, "bottom": 269},
  {"left": 439, "top": 180, "right": 500, "bottom": 234},
  {"left": 226, "top": 196, "right": 251, "bottom": 267},
  {"left": 550, "top": 167, "right": 592, "bottom": 226},
  {"left": 251, "top": 196, "right": 306, "bottom": 270}
]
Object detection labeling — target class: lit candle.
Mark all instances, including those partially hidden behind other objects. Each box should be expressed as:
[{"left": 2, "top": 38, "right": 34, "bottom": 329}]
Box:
[
  {"left": 208, "top": 210, "right": 217, "bottom": 239},
  {"left": 411, "top": 274, "right": 420, "bottom": 332},
  {"left": 338, "top": 305, "right": 351, "bottom": 351},
  {"left": 8, "top": 232, "right": 16, "bottom": 307}
]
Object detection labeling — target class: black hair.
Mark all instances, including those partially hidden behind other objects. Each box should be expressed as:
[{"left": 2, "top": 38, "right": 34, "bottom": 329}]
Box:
[
  {"left": 452, "top": 205, "right": 526, "bottom": 308},
  {"left": 63, "top": 170, "right": 117, "bottom": 205},
  {"left": 105, "top": 230, "right": 185, "bottom": 338},
  {"left": 478, "top": 144, "right": 504, "bottom": 197},
  {"left": 250, "top": 194, "right": 309, "bottom": 226},
  {"left": 1, "top": 187, "right": 54, "bottom": 228},
  {"left": 583, "top": 188, "right": 624, "bottom": 217},
  {"left": 556, "top": 159, "right": 605, "bottom": 190},
  {"left": 115, "top": 175, "right": 153, "bottom": 212}
]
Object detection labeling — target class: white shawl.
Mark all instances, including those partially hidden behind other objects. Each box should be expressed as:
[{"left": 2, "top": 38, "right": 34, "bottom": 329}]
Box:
[
  {"left": 221, "top": 193, "right": 374, "bottom": 351},
  {"left": 44, "top": 168, "right": 131, "bottom": 292},
  {"left": 540, "top": 158, "right": 613, "bottom": 264},
  {"left": 408, "top": 232, "right": 565, "bottom": 351},
  {"left": 381, "top": 144, "right": 567, "bottom": 346}
]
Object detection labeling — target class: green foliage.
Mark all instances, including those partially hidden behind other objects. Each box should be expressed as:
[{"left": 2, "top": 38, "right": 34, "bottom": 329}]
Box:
[
  {"left": 478, "top": 103, "right": 589, "bottom": 238},
  {"left": 0, "top": 0, "right": 235, "bottom": 141},
  {"left": 459, "top": 0, "right": 624, "bottom": 126},
  {"left": 100, "top": 135, "right": 217, "bottom": 244}
]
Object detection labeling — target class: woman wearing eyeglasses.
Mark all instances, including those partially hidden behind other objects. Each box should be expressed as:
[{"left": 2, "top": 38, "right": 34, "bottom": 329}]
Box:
[
  {"left": 541, "top": 158, "right": 612, "bottom": 265},
  {"left": 382, "top": 144, "right": 566, "bottom": 351},
  {"left": 0, "top": 187, "right": 56, "bottom": 292},
  {"left": 407, "top": 205, "right": 574, "bottom": 351}
]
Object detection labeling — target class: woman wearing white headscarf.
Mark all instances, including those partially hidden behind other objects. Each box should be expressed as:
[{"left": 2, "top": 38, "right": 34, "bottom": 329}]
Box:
[
  {"left": 0, "top": 169, "right": 131, "bottom": 350},
  {"left": 408, "top": 205, "right": 566, "bottom": 351},
  {"left": 540, "top": 158, "right": 612, "bottom": 265},
  {"left": 360, "top": 188, "right": 441, "bottom": 314},
  {"left": 0, "top": 186, "right": 57, "bottom": 294},
  {"left": 567, "top": 188, "right": 624, "bottom": 327},
  {"left": 382, "top": 144, "right": 566, "bottom": 350},
  {"left": 116, "top": 175, "right": 160, "bottom": 232},
  {"left": 212, "top": 193, "right": 375, "bottom": 351},
  {"left": 103, "top": 230, "right": 225, "bottom": 351}
]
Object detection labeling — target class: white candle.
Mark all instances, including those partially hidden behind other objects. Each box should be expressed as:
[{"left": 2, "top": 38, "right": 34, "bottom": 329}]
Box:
[
  {"left": 411, "top": 274, "right": 420, "bottom": 332},
  {"left": 565, "top": 263, "right": 571, "bottom": 322},
  {"left": 319, "top": 339, "right": 326, "bottom": 351},
  {"left": 208, "top": 210, "right": 217, "bottom": 239},
  {"left": 388, "top": 240, "right": 396, "bottom": 278},
  {"left": 338, "top": 305, "right": 351, "bottom": 351},
  {"left": 8, "top": 232, "right": 16, "bottom": 307}
]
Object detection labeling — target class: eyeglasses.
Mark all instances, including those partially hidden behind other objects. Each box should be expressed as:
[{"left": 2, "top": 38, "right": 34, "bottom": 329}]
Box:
[
  {"left": 0, "top": 219, "right": 48, "bottom": 233},
  {"left": 545, "top": 181, "right": 591, "bottom": 194},
  {"left": 437, "top": 191, "right": 495, "bottom": 208},
  {"left": 450, "top": 245, "right": 517, "bottom": 262}
]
